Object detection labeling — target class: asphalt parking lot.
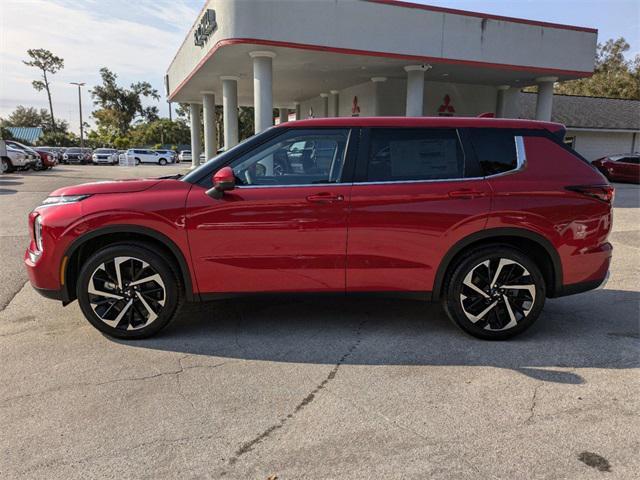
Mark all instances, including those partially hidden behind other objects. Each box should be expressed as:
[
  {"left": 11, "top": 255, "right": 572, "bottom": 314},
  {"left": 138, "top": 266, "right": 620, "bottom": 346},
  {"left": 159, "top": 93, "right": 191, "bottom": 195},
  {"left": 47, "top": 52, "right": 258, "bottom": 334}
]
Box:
[{"left": 0, "top": 165, "right": 638, "bottom": 479}]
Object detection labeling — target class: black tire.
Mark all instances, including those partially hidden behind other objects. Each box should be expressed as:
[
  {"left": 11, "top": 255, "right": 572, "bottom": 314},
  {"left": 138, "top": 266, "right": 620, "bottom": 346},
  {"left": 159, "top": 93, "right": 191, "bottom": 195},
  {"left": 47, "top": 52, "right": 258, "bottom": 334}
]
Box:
[
  {"left": 135, "top": 158, "right": 141, "bottom": 165},
  {"left": 158, "top": 158, "right": 167, "bottom": 165},
  {"left": 442, "top": 245, "right": 546, "bottom": 340},
  {"left": 1, "top": 158, "right": 14, "bottom": 173},
  {"left": 76, "top": 243, "right": 182, "bottom": 339}
]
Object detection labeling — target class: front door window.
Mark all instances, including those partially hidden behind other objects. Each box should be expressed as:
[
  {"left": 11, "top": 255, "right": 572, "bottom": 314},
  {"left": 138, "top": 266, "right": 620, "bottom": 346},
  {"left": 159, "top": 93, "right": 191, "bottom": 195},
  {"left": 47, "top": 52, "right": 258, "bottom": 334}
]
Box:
[{"left": 229, "top": 129, "right": 350, "bottom": 186}]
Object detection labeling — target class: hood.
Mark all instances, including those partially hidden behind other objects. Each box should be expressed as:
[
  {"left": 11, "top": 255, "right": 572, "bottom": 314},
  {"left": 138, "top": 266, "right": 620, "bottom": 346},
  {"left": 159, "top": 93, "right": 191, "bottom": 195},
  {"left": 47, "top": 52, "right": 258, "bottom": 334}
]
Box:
[{"left": 49, "top": 178, "right": 162, "bottom": 196}]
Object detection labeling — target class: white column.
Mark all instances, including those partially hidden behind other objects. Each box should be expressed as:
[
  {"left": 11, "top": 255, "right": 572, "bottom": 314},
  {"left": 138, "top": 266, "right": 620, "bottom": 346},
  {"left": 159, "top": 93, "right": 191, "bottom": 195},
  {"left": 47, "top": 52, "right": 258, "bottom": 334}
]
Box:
[
  {"left": 330, "top": 90, "right": 340, "bottom": 117},
  {"left": 278, "top": 107, "right": 289, "bottom": 124},
  {"left": 371, "top": 77, "right": 387, "bottom": 116},
  {"left": 495, "top": 85, "right": 510, "bottom": 118},
  {"left": 535, "top": 76, "right": 557, "bottom": 121},
  {"left": 221, "top": 76, "right": 239, "bottom": 149},
  {"left": 294, "top": 102, "right": 301, "bottom": 120},
  {"left": 320, "top": 93, "right": 329, "bottom": 118},
  {"left": 404, "top": 65, "right": 428, "bottom": 117},
  {"left": 202, "top": 92, "right": 216, "bottom": 161},
  {"left": 250, "top": 51, "right": 276, "bottom": 133},
  {"left": 189, "top": 103, "right": 202, "bottom": 169}
]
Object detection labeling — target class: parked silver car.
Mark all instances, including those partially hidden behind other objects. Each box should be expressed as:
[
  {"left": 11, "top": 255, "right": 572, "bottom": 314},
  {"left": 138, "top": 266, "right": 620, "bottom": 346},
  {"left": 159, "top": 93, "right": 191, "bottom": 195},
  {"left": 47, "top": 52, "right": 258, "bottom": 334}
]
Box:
[{"left": 1, "top": 140, "right": 38, "bottom": 173}]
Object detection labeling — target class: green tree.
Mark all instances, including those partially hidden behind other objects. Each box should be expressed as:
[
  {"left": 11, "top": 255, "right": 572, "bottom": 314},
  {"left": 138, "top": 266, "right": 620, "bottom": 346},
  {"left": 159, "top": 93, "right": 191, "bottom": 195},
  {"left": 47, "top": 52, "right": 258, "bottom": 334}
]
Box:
[
  {"left": 555, "top": 38, "right": 640, "bottom": 99},
  {"left": 0, "top": 126, "right": 16, "bottom": 141},
  {"left": 0, "top": 105, "right": 69, "bottom": 134},
  {"left": 90, "top": 67, "right": 160, "bottom": 140},
  {"left": 37, "top": 130, "right": 78, "bottom": 147},
  {"left": 23, "top": 49, "right": 65, "bottom": 130},
  {"left": 129, "top": 118, "right": 191, "bottom": 147}
]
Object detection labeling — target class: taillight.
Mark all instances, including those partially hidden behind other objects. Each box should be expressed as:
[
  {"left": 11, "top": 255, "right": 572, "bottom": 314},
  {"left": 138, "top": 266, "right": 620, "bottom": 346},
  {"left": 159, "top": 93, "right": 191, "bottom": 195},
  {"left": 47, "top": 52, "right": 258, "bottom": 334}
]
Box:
[{"left": 565, "top": 184, "right": 614, "bottom": 203}]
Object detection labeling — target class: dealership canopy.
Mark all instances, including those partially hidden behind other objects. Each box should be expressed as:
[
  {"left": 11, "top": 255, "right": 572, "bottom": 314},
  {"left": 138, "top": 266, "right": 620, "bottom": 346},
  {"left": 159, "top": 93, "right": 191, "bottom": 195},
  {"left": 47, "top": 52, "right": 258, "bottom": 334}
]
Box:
[{"left": 167, "top": 0, "right": 598, "bottom": 165}]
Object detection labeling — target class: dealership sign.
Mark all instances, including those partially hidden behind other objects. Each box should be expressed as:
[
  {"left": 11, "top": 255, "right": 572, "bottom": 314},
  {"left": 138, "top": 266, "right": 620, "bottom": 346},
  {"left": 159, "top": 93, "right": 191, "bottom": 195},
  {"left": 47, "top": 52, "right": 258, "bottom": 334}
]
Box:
[{"left": 194, "top": 9, "right": 216, "bottom": 47}]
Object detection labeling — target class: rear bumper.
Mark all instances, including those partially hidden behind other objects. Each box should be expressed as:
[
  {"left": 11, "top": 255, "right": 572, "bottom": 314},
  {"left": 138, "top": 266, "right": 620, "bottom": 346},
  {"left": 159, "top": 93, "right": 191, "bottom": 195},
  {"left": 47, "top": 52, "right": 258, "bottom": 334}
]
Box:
[
  {"left": 553, "top": 242, "right": 612, "bottom": 297},
  {"left": 554, "top": 275, "right": 608, "bottom": 297}
]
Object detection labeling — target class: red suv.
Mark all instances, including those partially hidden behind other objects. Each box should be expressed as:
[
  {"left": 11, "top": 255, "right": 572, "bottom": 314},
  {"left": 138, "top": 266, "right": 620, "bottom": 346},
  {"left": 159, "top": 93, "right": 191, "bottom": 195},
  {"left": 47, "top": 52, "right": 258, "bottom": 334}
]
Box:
[{"left": 25, "top": 117, "right": 613, "bottom": 340}]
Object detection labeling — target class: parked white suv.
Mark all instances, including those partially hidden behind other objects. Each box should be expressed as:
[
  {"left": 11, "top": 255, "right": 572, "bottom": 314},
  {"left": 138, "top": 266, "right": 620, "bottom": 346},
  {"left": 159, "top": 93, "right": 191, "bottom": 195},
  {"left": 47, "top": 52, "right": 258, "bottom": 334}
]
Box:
[
  {"left": 1, "top": 140, "right": 38, "bottom": 173},
  {"left": 178, "top": 150, "right": 192, "bottom": 162},
  {"left": 126, "top": 149, "right": 173, "bottom": 165},
  {"left": 92, "top": 148, "right": 119, "bottom": 165}
]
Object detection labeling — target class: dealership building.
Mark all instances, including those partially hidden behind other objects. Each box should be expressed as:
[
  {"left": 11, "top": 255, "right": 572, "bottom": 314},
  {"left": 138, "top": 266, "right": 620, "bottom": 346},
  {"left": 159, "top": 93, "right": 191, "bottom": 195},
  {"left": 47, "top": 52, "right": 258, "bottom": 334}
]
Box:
[{"left": 166, "top": 0, "right": 639, "bottom": 165}]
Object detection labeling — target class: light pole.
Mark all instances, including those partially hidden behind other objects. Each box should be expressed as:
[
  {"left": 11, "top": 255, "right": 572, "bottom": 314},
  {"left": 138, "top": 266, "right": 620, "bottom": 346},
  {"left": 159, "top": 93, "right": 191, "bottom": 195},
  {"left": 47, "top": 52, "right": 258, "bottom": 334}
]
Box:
[{"left": 70, "top": 82, "right": 85, "bottom": 149}]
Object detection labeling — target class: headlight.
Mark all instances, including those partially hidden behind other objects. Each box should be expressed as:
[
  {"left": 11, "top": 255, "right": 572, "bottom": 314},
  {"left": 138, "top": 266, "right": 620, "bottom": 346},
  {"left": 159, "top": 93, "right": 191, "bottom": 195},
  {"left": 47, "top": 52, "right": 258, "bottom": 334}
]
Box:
[
  {"left": 63, "top": 154, "right": 68, "bottom": 159},
  {"left": 41, "top": 194, "right": 91, "bottom": 206},
  {"left": 34, "top": 215, "right": 43, "bottom": 252}
]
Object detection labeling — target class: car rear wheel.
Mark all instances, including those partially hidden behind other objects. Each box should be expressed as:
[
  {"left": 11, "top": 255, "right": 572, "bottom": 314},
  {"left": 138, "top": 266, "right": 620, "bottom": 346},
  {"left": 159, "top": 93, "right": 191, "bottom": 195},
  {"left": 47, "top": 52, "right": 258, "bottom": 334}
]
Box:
[
  {"left": 158, "top": 158, "right": 167, "bottom": 165},
  {"left": 443, "top": 246, "right": 545, "bottom": 340},
  {"left": 76, "top": 244, "right": 182, "bottom": 339}
]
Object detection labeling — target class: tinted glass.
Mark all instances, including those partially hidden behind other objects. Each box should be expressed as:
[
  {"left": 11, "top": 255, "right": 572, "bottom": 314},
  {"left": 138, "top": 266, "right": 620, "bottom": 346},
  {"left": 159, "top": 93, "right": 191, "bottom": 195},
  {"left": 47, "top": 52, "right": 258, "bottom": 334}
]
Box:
[
  {"left": 621, "top": 157, "right": 640, "bottom": 164},
  {"left": 366, "top": 128, "right": 464, "bottom": 182},
  {"left": 229, "top": 129, "right": 350, "bottom": 186},
  {"left": 468, "top": 129, "right": 517, "bottom": 175}
]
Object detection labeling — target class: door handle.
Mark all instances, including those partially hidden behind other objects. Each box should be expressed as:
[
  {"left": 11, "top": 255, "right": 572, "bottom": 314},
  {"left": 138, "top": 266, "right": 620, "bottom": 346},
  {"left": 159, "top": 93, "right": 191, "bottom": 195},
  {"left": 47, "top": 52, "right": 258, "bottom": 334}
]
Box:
[
  {"left": 448, "top": 189, "right": 487, "bottom": 199},
  {"left": 306, "top": 192, "right": 344, "bottom": 203}
]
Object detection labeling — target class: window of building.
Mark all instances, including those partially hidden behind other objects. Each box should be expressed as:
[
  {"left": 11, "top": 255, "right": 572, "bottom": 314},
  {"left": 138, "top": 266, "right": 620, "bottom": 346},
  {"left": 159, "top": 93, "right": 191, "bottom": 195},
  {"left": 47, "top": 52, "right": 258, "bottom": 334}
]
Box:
[{"left": 365, "top": 128, "right": 464, "bottom": 182}]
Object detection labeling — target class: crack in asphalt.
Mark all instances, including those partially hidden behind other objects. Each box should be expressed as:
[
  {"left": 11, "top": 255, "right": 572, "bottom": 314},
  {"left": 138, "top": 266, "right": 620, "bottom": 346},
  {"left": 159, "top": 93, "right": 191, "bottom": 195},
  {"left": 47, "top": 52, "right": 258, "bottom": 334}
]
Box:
[
  {"left": 525, "top": 384, "right": 542, "bottom": 425},
  {"left": 0, "top": 358, "right": 230, "bottom": 408},
  {"left": 0, "top": 280, "right": 29, "bottom": 314},
  {"left": 222, "top": 319, "right": 368, "bottom": 470}
]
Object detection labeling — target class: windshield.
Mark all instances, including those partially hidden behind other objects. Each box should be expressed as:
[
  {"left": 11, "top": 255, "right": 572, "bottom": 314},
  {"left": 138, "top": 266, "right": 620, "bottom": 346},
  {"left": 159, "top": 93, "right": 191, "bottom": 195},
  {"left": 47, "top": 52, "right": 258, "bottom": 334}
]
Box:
[
  {"left": 66, "top": 148, "right": 81, "bottom": 153},
  {"left": 95, "top": 149, "right": 116, "bottom": 153}
]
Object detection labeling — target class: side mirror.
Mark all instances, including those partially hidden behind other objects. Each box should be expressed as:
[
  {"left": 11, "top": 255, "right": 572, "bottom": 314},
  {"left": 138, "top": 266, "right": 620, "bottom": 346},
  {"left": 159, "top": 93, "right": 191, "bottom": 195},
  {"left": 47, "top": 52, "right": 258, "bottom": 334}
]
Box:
[{"left": 206, "top": 166, "right": 235, "bottom": 199}]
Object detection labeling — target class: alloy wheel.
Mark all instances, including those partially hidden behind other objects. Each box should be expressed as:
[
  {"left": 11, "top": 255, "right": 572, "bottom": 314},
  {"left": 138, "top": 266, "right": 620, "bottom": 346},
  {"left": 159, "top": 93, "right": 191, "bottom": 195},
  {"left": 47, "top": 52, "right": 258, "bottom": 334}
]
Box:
[
  {"left": 87, "top": 256, "right": 166, "bottom": 331},
  {"left": 460, "top": 258, "right": 536, "bottom": 331}
]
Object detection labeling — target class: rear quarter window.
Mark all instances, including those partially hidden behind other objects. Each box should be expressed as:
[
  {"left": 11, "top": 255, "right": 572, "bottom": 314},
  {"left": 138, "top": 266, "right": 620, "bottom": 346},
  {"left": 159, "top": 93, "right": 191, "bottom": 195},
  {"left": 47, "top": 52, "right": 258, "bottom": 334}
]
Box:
[{"left": 467, "top": 129, "right": 517, "bottom": 176}]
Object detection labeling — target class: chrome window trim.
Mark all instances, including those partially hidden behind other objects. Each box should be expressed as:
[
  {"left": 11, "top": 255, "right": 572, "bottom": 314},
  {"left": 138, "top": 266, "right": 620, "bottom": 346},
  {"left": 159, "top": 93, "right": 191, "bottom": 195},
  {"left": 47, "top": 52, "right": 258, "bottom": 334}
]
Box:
[{"left": 228, "top": 133, "right": 527, "bottom": 189}]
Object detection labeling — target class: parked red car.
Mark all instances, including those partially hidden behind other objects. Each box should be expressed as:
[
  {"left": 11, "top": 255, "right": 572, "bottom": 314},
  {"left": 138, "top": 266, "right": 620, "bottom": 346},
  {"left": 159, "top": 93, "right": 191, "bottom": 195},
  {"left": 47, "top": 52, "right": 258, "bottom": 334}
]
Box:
[
  {"left": 25, "top": 117, "right": 613, "bottom": 340},
  {"left": 34, "top": 148, "right": 58, "bottom": 170},
  {"left": 592, "top": 154, "right": 640, "bottom": 184}
]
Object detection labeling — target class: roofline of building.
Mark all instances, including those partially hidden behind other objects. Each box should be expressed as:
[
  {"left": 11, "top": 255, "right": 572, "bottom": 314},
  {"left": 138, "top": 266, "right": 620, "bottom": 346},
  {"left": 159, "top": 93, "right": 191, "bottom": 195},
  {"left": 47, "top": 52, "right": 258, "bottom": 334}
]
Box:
[
  {"left": 521, "top": 91, "right": 640, "bottom": 103},
  {"left": 168, "top": 37, "right": 593, "bottom": 101},
  {"left": 366, "top": 0, "right": 598, "bottom": 33}
]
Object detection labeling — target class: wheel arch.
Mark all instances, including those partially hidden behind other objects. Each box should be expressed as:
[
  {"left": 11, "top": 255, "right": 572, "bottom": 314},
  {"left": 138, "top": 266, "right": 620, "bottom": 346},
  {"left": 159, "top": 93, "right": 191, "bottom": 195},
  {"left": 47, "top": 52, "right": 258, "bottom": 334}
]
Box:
[
  {"left": 433, "top": 228, "right": 563, "bottom": 299},
  {"left": 62, "top": 225, "right": 196, "bottom": 304}
]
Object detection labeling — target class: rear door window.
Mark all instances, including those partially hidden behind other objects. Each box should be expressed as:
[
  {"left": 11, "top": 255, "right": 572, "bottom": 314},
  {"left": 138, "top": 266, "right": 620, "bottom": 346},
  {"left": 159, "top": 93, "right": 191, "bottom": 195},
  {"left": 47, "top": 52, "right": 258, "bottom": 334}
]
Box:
[
  {"left": 365, "top": 128, "right": 464, "bottom": 182},
  {"left": 467, "top": 129, "right": 518, "bottom": 176}
]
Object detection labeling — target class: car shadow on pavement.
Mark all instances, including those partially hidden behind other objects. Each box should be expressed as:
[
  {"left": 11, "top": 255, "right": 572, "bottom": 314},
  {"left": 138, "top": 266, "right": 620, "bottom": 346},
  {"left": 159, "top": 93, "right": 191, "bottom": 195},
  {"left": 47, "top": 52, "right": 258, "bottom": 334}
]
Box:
[{"left": 117, "top": 288, "right": 639, "bottom": 385}]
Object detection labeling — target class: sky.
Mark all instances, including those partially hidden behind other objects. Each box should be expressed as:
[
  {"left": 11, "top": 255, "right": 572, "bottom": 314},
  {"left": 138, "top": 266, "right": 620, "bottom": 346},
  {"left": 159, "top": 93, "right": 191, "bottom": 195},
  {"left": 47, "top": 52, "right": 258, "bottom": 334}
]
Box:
[{"left": 1, "top": 0, "right": 638, "bottom": 134}]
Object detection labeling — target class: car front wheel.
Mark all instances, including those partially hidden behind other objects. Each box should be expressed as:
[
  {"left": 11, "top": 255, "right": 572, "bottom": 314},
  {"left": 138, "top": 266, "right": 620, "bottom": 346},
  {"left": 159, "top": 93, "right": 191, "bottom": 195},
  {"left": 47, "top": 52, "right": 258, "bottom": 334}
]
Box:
[
  {"left": 158, "top": 158, "right": 167, "bottom": 165},
  {"left": 443, "top": 246, "right": 545, "bottom": 340},
  {"left": 1, "top": 158, "right": 13, "bottom": 173},
  {"left": 76, "top": 244, "right": 182, "bottom": 339}
]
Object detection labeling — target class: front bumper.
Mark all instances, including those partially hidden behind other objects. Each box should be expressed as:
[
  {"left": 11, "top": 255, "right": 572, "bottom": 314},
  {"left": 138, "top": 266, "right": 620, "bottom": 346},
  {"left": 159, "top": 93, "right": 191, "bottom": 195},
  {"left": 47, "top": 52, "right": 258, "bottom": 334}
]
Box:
[{"left": 32, "top": 285, "right": 64, "bottom": 301}]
